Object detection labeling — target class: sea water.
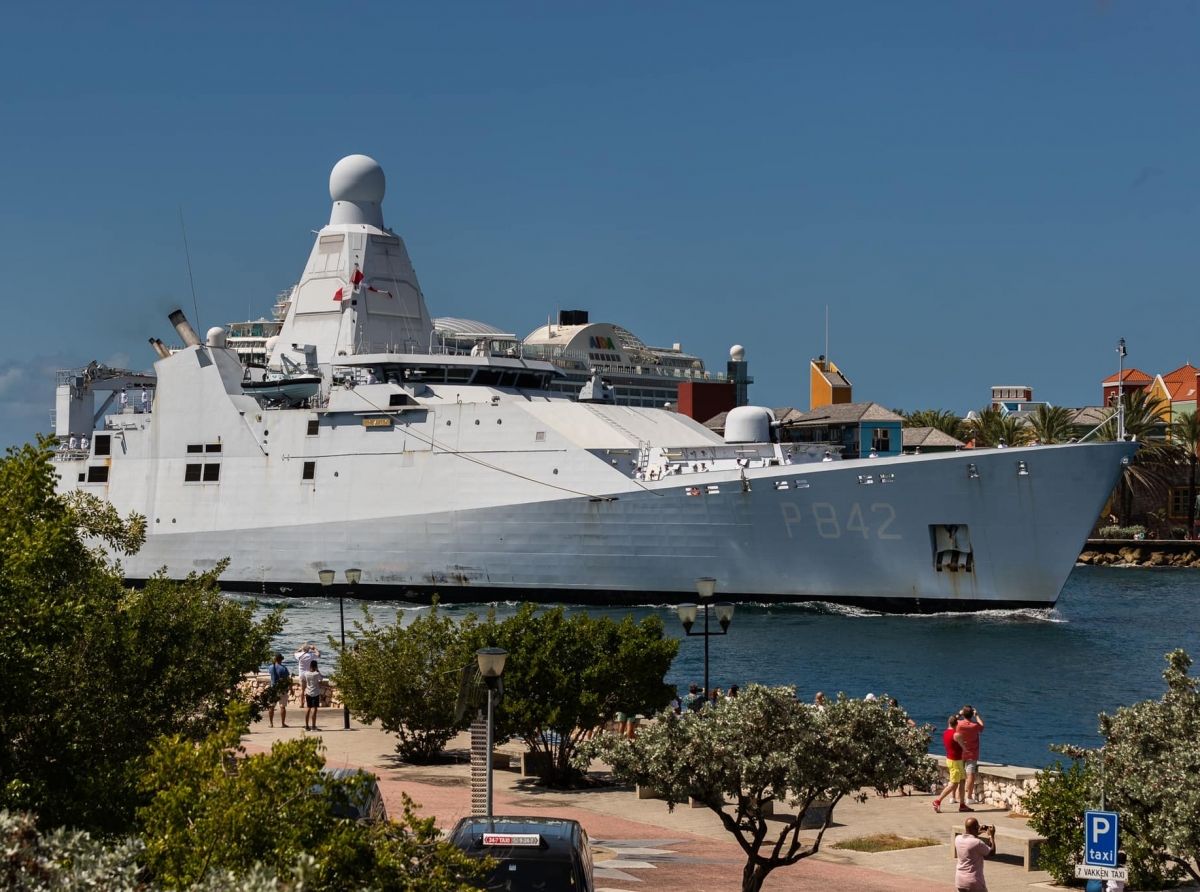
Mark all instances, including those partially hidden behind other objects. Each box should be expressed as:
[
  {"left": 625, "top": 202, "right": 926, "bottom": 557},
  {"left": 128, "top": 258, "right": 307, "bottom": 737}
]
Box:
[{"left": 235, "top": 566, "right": 1200, "bottom": 769}]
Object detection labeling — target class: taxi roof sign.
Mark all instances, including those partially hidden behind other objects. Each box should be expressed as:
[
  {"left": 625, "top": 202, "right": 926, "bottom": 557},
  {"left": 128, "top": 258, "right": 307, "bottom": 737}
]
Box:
[{"left": 482, "top": 833, "right": 541, "bottom": 847}]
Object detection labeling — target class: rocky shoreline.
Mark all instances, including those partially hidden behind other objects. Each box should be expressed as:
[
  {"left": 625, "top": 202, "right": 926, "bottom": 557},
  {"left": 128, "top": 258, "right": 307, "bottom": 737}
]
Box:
[{"left": 1078, "top": 539, "right": 1200, "bottom": 569}]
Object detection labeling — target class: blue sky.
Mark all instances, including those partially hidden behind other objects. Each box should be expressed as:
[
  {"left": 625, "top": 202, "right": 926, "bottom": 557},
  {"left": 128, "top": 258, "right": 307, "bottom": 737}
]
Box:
[{"left": 1, "top": 2, "right": 1196, "bottom": 448}]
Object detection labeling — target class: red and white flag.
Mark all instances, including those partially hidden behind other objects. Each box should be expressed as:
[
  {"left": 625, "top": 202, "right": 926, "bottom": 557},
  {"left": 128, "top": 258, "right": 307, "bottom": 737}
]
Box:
[
  {"left": 333, "top": 286, "right": 344, "bottom": 302},
  {"left": 333, "top": 265, "right": 392, "bottom": 301}
]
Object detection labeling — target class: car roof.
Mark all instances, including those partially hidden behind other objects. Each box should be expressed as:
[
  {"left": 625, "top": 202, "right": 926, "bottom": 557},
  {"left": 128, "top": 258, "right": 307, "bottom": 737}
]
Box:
[{"left": 450, "top": 816, "right": 583, "bottom": 852}]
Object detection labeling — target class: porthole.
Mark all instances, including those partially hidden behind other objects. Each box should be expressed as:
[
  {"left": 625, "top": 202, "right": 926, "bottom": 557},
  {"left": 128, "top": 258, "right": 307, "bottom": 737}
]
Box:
[
  {"left": 263, "top": 430, "right": 269, "bottom": 436},
  {"left": 496, "top": 419, "right": 502, "bottom": 425},
  {"left": 334, "top": 471, "right": 339, "bottom": 477},
  {"left": 553, "top": 469, "right": 559, "bottom": 475},
  {"left": 475, "top": 419, "right": 480, "bottom": 425},
  {"left": 446, "top": 420, "right": 451, "bottom": 426}
]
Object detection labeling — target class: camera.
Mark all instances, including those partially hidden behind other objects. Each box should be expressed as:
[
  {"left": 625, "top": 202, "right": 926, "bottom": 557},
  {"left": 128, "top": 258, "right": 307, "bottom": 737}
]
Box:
[{"left": 978, "top": 825, "right": 993, "bottom": 833}]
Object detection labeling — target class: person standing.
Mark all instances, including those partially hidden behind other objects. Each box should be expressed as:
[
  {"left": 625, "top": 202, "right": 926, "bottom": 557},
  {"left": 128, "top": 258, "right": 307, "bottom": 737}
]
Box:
[
  {"left": 295, "top": 643, "right": 320, "bottom": 676},
  {"left": 933, "top": 714, "right": 968, "bottom": 813},
  {"left": 955, "top": 706, "right": 985, "bottom": 805},
  {"left": 301, "top": 659, "right": 323, "bottom": 732},
  {"left": 954, "top": 818, "right": 995, "bottom": 891},
  {"left": 267, "top": 652, "right": 291, "bottom": 728}
]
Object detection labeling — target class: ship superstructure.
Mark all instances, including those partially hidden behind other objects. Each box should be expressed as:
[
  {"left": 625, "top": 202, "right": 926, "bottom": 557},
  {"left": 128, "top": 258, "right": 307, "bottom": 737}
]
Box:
[{"left": 53, "top": 155, "right": 1136, "bottom": 612}]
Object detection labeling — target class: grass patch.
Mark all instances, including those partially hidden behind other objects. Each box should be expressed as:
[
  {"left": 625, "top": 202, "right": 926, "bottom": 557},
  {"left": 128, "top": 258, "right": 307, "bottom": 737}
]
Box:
[{"left": 833, "top": 833, "right": 942, "bottom": 853}]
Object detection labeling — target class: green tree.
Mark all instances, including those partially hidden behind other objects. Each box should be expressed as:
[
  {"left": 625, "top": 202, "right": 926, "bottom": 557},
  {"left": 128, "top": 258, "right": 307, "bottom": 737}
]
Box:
[
  {"left": 467, "top": 605, "right": 679, "bottom": 787},
  {"left": 1026, "top": 404, "right": 1076, "bottom": 444},
  {"left": 1171, "top": 412, "right": 1200, "bottom": 538},
  {"left": 900, "top": 409, "right": 966, "bottom": 441},
  {"left": 0, "top": 438, "right": 282, "bottom": 835},
  {"left": 1099, "top": 388, "right": 1170, "bottom": 442},
  {"left": 139, "top": 702, "right": 486, "bottom": 892},
  {"left": 576, "top": 685, "right": 934, "bottom": 892},
  {"left": 336, "top": 603, "right": 478, "bottom": 762},
  {"left": 1052, "top": 650, "right": 1200, "bottom": 887},
  {"left": 1097, "top": 392, "right": 1180, "bottom": 526},
  {"left": 1023, "top": 759, "right": 1093, "bottom": 885}
]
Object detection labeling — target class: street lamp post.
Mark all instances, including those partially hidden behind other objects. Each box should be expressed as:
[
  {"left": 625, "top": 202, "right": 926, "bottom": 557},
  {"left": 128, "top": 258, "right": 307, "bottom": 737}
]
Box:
[
  {"left": 677, "top": 577, "right": 734, "bottom": 696},
  {"left": 1116, "top": 338, "right": 1127, "bottom": 441},
  {"left": 318, "top": 567, "right": 359, "bottom": 730},
  {"left": 476, "top": 647, "right": 507, "bottom": 822}
]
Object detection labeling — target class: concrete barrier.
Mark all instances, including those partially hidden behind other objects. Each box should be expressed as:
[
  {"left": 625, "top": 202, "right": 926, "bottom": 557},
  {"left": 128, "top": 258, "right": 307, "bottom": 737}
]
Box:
[{"left": 950, "top": 826, "right": 1044, "bottom": 871}]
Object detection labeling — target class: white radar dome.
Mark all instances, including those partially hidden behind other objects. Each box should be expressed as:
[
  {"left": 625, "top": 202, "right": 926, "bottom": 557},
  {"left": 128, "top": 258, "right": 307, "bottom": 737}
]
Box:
[
  {"left": 724, "top": 405, "right": 775, "bottom": 444},
  {"left": 205, "top": 327, "right": 227, "bottom": 348},
  {"left": 330, "top": 154, "right": 386, "bottom": 203},
  {"left": 730, "top": 344, "right": 746, "bottom": 362}
]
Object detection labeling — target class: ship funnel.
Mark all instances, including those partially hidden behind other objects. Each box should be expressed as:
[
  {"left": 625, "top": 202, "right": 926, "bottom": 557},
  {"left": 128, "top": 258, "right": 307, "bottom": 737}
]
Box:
[
  {"left": 149, "top": 338, "right": 171, "bottom": 359},
  {"left": 168, "top": 309, "right": 202, "bottom": 348}
]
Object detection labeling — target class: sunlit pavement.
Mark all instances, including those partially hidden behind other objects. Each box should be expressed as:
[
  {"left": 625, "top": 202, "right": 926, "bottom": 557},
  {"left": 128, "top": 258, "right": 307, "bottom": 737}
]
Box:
[{"left": 247, "top": 711, "right": 1059, "bottom": 891}]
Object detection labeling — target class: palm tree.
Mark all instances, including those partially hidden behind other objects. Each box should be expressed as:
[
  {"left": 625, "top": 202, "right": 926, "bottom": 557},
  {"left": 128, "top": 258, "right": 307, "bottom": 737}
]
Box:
[
  {"left": 900, "top": 409, "right": 967, "bottom": 441},
  {"left": 1171, "top": 412, "right": 1200, "bottom": 538},
  {"left": 1100, "top": 390, "right": 1177, "bottom": 525},
  {"left": 1026, "top": 404, "right": 1076, "bottom": 444},
  {"left": 964, "top": 407, "right": 1029, "bottom": 448},
  {"left": 1098, "top": 388, "right": 1169, "bottom": 442}
]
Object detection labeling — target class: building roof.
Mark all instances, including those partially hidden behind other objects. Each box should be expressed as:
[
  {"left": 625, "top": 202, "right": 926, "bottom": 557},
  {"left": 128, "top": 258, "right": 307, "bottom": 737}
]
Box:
[
  {"left": 703, "top": 411, "right": 729, "bottom": 433},
  {"left": 1162, "top": 364, "right": 1200, "bottom": 403},
  {"left": 903, "top": 427, "right": 965, "bottom": 448},
  {"left": 1070, "top": 406, "right": 1113, "bottom": 426},
  {"left": 772, "top": 407, "right": 804, "bottom": 425},
  {"left": 431, "top": 317, "right": 514, "bottom": 338},
  {"left": 790, "top": 402, "right": 905, "bottom": 426},
  {"left": 1101, "top": 368, "right": 1153, "bottom": 386}
]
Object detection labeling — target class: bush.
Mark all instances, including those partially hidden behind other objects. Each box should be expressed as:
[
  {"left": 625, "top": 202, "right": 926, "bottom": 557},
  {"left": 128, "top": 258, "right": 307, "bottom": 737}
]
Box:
[
  {"left": 1096, "top": 524, "right": 1146, "bottom": 539},
  {"left": 1023, "top": 759, "right": 1092, "bottom": 885},
  {"left": 335, "top": 603, "right": 477, "bottom": 762}
]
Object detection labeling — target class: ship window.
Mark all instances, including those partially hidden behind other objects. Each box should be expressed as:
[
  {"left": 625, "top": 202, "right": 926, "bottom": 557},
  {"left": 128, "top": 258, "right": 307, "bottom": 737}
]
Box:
[
  {"left": 471, "top": 369, "right": 503, "bottom": 386},
  {"left": 535, "top": 431, "right": 546, "bottom": 442},
  {"left": 499, "top": 371, "right": 519, "bottom": 387},
  {"left": 93, "top": 435, "right": 111, "bottom": 456},
  {"left": 87, "top": 466, "right": 109, "bottom": 483},
  {"left": 185, "top": 463, "right": 202, "bottom": 482},
  {"left": 202, "top": 463, "right": 221, "bottom": 482},
  {"left": 516, "top": 373, "right": 541, "bottom": 389},
  {"left": 78, "top": 472, "right": 85, "bottom": 482},
  {"left": 187, "top": 444, "right": 203, "bottom": 453},
  {"left": 307, "top": 418, "right": 320, "bottom": 436},
  {"left": 205, "top": 443, "right": 222, "bottom": 453},
  {"left": 302, "top": 461, "right": 316, "bottom": 481},
  {"left": 446, "top": 368, "right": 472, "bottom": 383}
]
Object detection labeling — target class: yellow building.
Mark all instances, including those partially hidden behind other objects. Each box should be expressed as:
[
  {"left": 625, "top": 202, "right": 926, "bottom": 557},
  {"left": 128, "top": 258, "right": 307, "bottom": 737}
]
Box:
[{"left": 810, "top": 356, "right": 852, "bottom": 410}]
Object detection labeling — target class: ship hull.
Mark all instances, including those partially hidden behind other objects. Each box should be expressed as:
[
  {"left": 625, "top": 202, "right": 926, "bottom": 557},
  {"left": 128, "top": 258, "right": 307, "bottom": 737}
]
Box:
[{"left": 114, "top": 442, "right": 1135, "bottom": 613}]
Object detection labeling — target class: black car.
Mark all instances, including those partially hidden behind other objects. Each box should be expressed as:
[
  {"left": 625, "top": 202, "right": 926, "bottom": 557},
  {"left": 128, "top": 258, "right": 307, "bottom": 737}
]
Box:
[
  {"left": 448, "top": 816, "right": 595, "bottom": 891},
  {"left": 317, "top": 767, "right": 388, "bottom": 823}
]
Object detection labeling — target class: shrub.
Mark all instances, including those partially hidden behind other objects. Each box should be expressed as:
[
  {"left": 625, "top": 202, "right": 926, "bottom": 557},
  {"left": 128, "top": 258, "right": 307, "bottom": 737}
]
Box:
[
  {"left": 1023, "top": 759, "right": 1091, "bottom": 885},
  {"left": 1096, "top": 524, "right": 1146, "bottom": 539}
]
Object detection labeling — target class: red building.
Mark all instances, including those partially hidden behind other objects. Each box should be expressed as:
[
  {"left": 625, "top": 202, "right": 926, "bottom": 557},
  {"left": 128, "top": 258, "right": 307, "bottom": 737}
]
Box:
[{"left": 1101, "top": 368, "right": 1153, "bottom": 406}]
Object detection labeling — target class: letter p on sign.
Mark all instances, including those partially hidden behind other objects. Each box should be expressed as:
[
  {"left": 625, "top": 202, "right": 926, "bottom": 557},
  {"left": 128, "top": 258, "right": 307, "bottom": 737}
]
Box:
[{"left": 1091, "top": 816, "right": 1110, "bottom": 843}]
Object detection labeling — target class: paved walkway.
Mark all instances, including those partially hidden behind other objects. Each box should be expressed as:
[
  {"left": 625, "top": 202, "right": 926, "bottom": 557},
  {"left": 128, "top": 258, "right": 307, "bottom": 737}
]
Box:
[{"left": 246, "top": 710, "right": 1062, "bottom": 891}]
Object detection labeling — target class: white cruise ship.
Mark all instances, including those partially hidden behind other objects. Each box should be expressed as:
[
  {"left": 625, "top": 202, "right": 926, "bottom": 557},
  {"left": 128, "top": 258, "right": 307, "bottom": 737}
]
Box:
[{"left": 52, "top": 155, "right": 1136, "bottom": 612}]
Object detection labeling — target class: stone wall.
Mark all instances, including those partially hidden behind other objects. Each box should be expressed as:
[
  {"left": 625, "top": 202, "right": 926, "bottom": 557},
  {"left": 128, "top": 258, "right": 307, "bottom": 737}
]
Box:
[
  {"left": 245, "top": 672, "right": 342, "bottom": 709},
  {"left": 927, "top": 756, "right": 1037, "bottom": 813},
  {"left": 1078, "top": 540, "right": 1200, "bottom": 569}
]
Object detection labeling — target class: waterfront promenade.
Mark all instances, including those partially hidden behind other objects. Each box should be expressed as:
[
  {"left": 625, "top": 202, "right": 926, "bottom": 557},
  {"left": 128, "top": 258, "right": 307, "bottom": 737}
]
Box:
[{"left": 245, "top": 713, "right": 1063, "bottom": 892}]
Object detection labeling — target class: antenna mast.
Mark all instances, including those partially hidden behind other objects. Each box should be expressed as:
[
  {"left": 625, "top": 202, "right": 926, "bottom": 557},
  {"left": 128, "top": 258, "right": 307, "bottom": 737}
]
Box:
[
  {"left": 825, "top": 305, "right": 829, "bottom": 368},
  {"left": 178, "top": 205, "right": 201, "bottom": 332}
]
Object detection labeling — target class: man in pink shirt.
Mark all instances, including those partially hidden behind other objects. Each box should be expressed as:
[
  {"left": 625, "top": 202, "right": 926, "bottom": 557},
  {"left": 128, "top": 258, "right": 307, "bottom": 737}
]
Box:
[
  {"left": 955, "top": 705, "right": 985, "bottom": 805},
  {"left": 955, "top": 817, "right": 995, "bottom": 891}
]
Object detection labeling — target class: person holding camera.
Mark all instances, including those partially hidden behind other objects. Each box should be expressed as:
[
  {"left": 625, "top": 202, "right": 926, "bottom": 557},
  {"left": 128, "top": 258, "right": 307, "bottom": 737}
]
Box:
[{"left": 955, "top": 817, "right": 995, "bottom": 892}]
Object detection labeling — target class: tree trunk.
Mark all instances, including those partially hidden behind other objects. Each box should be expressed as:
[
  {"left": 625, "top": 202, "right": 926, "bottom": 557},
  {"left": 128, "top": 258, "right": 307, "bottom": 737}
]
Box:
[{"left": 741, "top": 861, "right": 771, "bottom": 892}]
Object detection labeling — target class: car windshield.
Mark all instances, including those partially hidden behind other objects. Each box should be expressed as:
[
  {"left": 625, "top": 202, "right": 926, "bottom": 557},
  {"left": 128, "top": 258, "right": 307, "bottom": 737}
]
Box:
[{"left": 480, "top": 858, "right": 576, "bottom": 890}]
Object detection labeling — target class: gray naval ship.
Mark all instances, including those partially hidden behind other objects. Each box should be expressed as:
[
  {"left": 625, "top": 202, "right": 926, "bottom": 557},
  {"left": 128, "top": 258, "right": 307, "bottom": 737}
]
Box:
[{"left": 53, "top": 155, "right": 1136, "bottom": 612}]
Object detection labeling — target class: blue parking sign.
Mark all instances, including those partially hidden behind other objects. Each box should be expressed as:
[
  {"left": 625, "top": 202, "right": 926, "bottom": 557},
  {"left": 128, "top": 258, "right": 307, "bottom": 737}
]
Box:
[{"left": 1084, "top": 810, "right": 1119, "bottom": 867}]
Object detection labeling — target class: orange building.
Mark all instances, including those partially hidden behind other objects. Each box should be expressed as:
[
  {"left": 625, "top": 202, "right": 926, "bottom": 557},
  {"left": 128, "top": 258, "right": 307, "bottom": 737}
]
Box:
[{"left": 810, "top": 356, "right": 852, "bottom": 410}]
